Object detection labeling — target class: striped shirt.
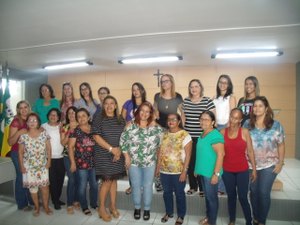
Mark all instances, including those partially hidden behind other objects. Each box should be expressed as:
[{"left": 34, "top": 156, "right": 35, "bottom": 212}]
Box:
[
  {"left": 91, "top": 114, "right": 126, "bottom": 180},
  {"left": 182, "top": 97, "right": 215, "bottom": 137}
]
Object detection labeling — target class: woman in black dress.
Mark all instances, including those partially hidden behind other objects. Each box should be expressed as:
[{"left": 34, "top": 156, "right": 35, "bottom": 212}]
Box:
[{"left": 92, "top": 95, "right": 126, "bottom": 222}]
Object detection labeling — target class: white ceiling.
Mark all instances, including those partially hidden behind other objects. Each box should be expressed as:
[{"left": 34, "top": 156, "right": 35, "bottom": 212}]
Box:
[{"left": 0, "top": 0, "right": 300, "bottom": 75}]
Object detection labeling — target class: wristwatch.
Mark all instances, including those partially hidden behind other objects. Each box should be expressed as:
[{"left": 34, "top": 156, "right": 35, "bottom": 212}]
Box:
[{"left": 214, "top": 172, "right": 220, "bottom": 177}]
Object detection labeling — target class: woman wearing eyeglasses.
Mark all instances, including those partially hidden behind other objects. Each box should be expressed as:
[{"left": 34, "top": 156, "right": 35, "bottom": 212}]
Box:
[
  {"left": 181, "top": 79, "right": 215, "bottom": 197},
  {"left": 18, "top": 113, "right": 52, "bottom": 217},
  {"left": 74, "top": 82, "right": 99, "bottom": 118},
  {"left": 195, "top": 111, "right": 224, "bottom": 225},
  {"left": 156, "top": 113, "right": 192, "bottom": 225},
  {"left": 153, "top": 74, "right": 183, "bottom": 192}
]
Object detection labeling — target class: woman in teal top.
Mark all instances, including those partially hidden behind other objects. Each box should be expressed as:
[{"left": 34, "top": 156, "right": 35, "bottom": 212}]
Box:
[
  {"left": 33, "top": 84, "right": 60, "bottom": 124},
  {"left": 195, "top": 111, "right": 224, "bottom": 225}
]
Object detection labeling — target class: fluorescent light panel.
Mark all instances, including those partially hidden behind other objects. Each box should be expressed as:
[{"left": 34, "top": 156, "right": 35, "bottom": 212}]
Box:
[
  {"left": 44, "top": 61, "right": 92, "bottom": 70},
  {"left": 212, "top": 50, "right": 283, "bottom": 59},
  {"left": 119, "top": 56, "right": 182, "bottom": 64}
]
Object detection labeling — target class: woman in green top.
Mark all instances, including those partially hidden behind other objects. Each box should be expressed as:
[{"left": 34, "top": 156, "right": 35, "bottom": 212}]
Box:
[
  {"left": 120, "top": 101, "right": 163, "bottom": 221},
  {"left": 33, "top": 83, "right": 60, "bottom": 124},
  {"left": 195, "top": 111, "right": 224, "bottom": 225}
]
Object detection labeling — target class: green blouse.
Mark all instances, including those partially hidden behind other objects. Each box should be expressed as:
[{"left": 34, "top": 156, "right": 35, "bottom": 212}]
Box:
[{"left": 120, "top": 123, "right": 163, "bottom": 167}]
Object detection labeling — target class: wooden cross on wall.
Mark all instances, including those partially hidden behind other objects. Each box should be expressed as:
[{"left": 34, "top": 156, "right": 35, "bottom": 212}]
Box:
[{"left": 153, "top": 69, "right": 164, "bottom": 87}]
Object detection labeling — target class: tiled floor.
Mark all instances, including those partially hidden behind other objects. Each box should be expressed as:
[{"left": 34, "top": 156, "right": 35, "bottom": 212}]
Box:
[{"left": 0, "top": 158, "right": 299, "bottom": 225}]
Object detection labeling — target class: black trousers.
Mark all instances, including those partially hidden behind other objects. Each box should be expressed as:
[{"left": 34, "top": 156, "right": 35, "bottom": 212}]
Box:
[
  {"left": 49, "top": 158, "right": 65, "bottom": 204},
  {"left": 187, "top": 137, "right": 203, "bottom": 192}
]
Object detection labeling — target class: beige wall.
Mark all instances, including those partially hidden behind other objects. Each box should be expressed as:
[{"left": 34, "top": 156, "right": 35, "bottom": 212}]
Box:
[{"left": 48, "top": 63, "right": 296, "bottom": 157}]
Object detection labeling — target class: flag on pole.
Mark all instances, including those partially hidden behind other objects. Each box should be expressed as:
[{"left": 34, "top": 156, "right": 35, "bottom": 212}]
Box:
[{"left": 0, "top": 66, "right": 14, "bottom": 157}]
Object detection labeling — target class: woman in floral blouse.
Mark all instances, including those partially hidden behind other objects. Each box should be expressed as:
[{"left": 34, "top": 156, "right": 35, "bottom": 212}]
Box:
[
  {"left": 120, "top": 101, "right": 163, "bottom": 221},
  {"left": 69, "top": 108, "right": 98, "bottom": 216},
  {"left": 156, "top": 113, "right": 192, "bottom": 225},
  {"left": 18, "top": 113, "right": 52, "bottom": 217}
]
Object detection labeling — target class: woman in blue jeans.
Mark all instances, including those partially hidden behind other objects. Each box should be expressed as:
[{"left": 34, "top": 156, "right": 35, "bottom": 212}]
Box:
[
  {"left": 156, "top": 113, "right": 192, "bottom": 225},
  {"left": 69, "top": 108, "right": 98, "bottom": 216},
  {"left": 8, "top": 100, "right": 33, "bottom": 210},
  {"left": 243, "top": 96, "right": 285, "bottom": 225},
  {"left": 194, "top": 111, "right": 224, "bottom": 225},
  {"left": 221, "top": 108, "right": 257, "bottom": 225},
  {"left": 60, "top": 106, "right": 80, "bottom": 214},
  {"left": 120, "top": 102, "right": 163, "bottom": 221}
]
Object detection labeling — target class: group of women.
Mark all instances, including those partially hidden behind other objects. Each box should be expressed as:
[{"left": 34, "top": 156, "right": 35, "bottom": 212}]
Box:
[{"left": 8, "top": 74, "right": 285, "bottom": 225}]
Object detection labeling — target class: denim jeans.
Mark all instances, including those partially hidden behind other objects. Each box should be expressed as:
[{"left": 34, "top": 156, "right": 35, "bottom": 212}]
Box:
[
  {"left": 250, "top": 165, "right": 277, "bottom": 225},
  {"left": 77, "top": 168, "right": 98, "bottom": 210},
  {"left": 201, "top": 175, "right": 219, "bottom": 225},
  {"left": 11, "top": 151, "right": 33, "bottom": 209},
  {"left": 64, "top": 156, "right": 79, "bottom": 206},
  {"left": 222, "top": 170, "right": 252, "bottom": 225},
  {"left": 129, "top": 164, "right": 155, "bottom": 210},
  {"left": 160, "top": 173, "right": 186, "bottom": 218}
]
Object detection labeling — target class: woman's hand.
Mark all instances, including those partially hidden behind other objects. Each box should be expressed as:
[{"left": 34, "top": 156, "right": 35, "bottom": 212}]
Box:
[
  {"left": 20, "top": 165, "right": 26, "bottom": 174},
  {"left": 70, "top": 163, "right": 76, "bottom": 173},
  {"left": 124, "top": 155, "right": 131, "bottom": 169},
  {"left": 179, "top": 171, "right": 187, "bottom": 182},
  {"left": 112, "top": 147, "right": 121, "bottom": 162},
  {"left": 273, "top": 163, "right": 284, "bottom": 174},
  {"left": 250, "top": 170, "right": 257, "bottom": 182},
  {"left": 45, "top": 161, "right": 51, "bottom": 169},
  {"left": 210, "top": 174, "right": 219, "bottom": 185}
]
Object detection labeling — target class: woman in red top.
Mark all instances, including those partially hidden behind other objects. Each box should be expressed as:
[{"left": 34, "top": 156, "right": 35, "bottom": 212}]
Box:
[
  {"left": 220, "top": 108, "right": 256, "bottom": 225},
  {"left": 8, "top": 100, "right": 33, "bottom": 211}
]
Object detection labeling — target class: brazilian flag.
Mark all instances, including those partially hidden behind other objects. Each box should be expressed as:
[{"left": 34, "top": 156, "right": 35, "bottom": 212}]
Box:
[{"left": 0, "top": 68, "right": 14, "bottom": 157}]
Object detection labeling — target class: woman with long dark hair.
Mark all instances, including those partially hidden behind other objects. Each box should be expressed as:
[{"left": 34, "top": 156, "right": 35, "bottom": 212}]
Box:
[
  {"left": 74, "top": 82, "right": 99, "bottom": 118},
  {"left": 244, "top": 96, "right": 285, "bottom": 225}
]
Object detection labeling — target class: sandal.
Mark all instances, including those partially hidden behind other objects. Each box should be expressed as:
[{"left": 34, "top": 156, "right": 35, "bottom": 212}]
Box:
[
  {"left": 45, "top": 208, "right": 53, "bottom": 215},
  {"left": 73, "top": 202, "right": 80, "bottom": 210},
  {"left": 33, "top": 209, "right": 40, "bottom": 217},
  {"left": 67, "top": 206, "right": 74, "bottom": 215},
  {"left": 199, "top": 217, "right": 208, "bottom": 225},
  {"left": 161, "top": 213, "right": 174, "bottom": 223},
  {"left": 83, "top": 208, "right": 92, "bottom": 216},
  {"left": 125, "top": 187, "right": 132, "bottom": 195},
  {"left": 186, "top": 189, "right": 196, "bottom": 195},
  {"left": 175, "top": 217, "right": 184, "bottom": 225}
]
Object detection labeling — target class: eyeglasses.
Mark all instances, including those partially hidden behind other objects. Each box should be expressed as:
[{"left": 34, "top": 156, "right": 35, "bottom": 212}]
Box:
[
  {"left": 167, "top": 118, "right": 178, "bottom": 122},
  {"left": 160, "top": 80, "right": 170, "bottom": 84},
  {"left": 200, "top": 118, "right": 212, "bottom": 122},
  {"left": 99, "top": 92, "right": 108, "bottom": 95},
  {"left": 218, "top": 81, "right": 228, "bottom": 85},
  {"left": 28, "top": 119, "right": 38, "bottom": 123}
]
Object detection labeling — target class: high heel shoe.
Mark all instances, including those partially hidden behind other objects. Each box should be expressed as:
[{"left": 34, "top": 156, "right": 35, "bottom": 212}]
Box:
[
  {"left": 109, "top": 207, "right": 120, "bottom": 218},
  {"left": 98, "top": 209, "right": 112, "bottom": 222}
]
